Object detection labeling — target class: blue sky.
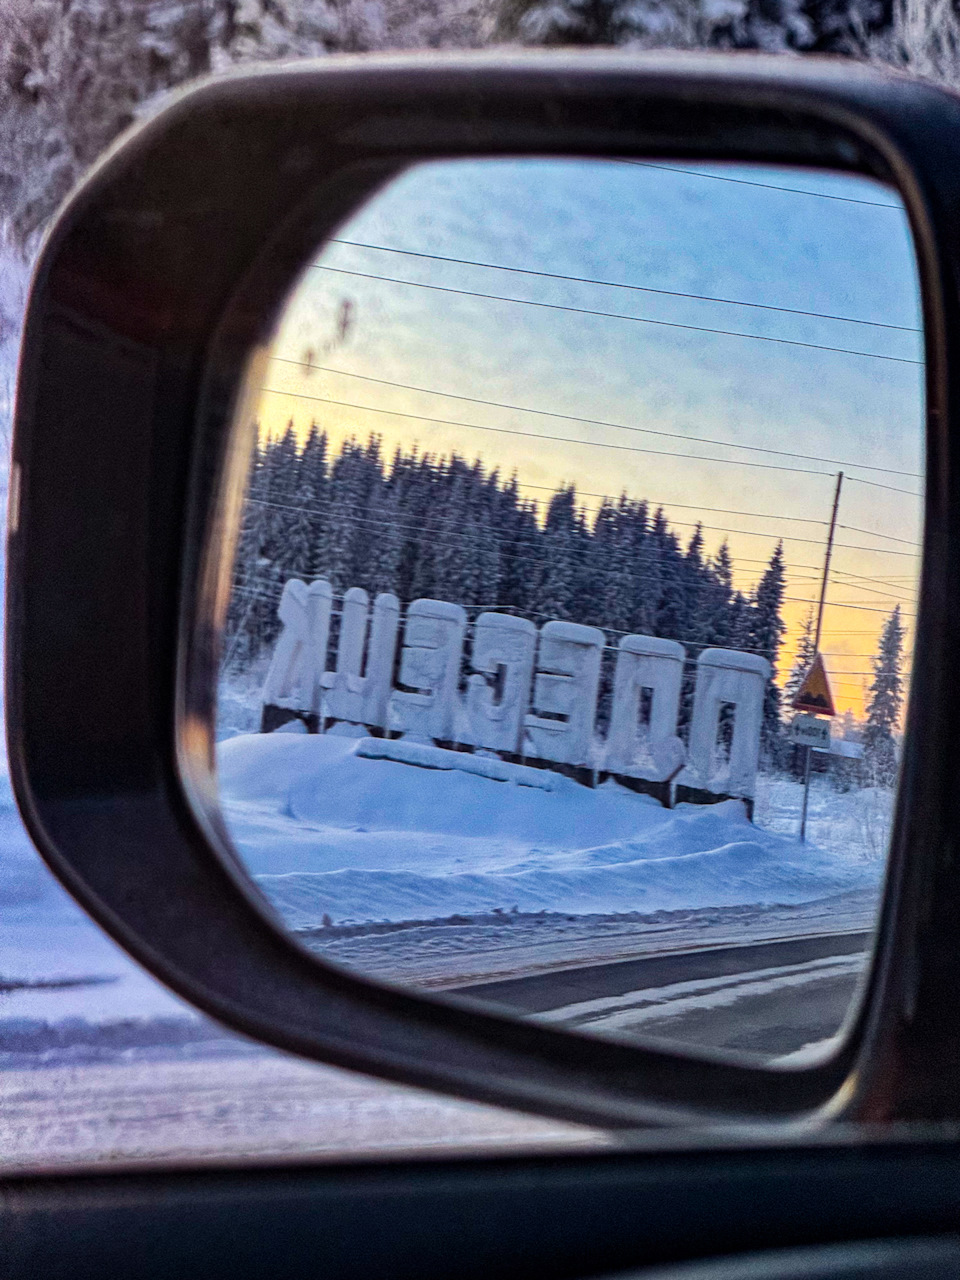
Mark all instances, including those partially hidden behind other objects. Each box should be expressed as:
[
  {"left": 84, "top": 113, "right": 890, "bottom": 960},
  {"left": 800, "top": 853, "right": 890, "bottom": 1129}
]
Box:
[{"left": 254, "top": 157, "right": 924, "bottom": 714}]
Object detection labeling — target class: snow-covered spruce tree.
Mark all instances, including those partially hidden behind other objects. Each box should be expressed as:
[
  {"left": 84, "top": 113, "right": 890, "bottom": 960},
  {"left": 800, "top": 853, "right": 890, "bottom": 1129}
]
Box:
[
  {"left": 582, "top": 497, "right": 633, "bottom": 635},
  {"left": 494, "top": 0, "right": 885, "bottom": 61},
  {"left": 531, "top": 485, "right": 584, "bottom": 621},
  {"left": 0, "top": 0, "right": 422, "bottom": 248},
  {"left": 263, "top": 423, "right": 303, "bottom": 579},
  {"left": 677, "top": 523, "right": 708, "bottom": 729},
  {"left": 0, "top": 0, "right": 210, "bottom": 241},
  {"left": 682, "top": 524, "right": 707, "bottom": 641},
  {"left": 784, "top": 607, "right": 817, "bottom": 708},
  {"left": 224, "top": 441, "right": 269, "bottom": 666},
  {"left": 625, "top": 501, "right": 659, "bottom": 638},
  {"left": 299, "top": 424, "right": 329, "bottom": 574},
  {"left": 430, "top": 468, "right": 478, "bottom": 602},
  {"left": 343, "top": 435, "right": 387, "bottom": 596},
  {"left": 472, "top": 465, "right": 503, "bottom": 607},
  {"left": 652, "top": 508, "right": 686, "bottom": 643},
  {"left": 497, "top": 487, "right": 540, "bottom": 614},
  {"left": 704, "top": 541, "right": 733, "bottom": 639},
  {"left": 229, "top": 430, "right": 295, "bottom": 658},
  {"left": 315, "top": 439, "right": 365, "bottom": 590},
  {"left": 865, "top": 0, "right": 960, "bottom": 88},
  {"left": 286, "top": 466, "right": 317, "bottom": 581},
  {"left": 745, "top": 540, "right": 787, "bottom": 758},
  {"left": 367, "top": 483, "right": 404, "bottom": 597},
  {"left": 863, "top": 604, "right": 905, "bottom": 787}
]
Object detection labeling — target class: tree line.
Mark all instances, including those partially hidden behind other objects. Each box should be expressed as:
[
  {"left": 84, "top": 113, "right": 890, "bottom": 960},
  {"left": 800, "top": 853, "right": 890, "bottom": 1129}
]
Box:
[{"left": 227, "top": 425, "right": 789, "bottom": 749}]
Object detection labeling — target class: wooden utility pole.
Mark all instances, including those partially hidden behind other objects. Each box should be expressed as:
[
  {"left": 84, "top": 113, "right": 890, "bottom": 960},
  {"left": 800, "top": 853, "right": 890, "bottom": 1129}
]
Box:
[{"left": 800, "top": 471, "right": 843, "bottom": 842}]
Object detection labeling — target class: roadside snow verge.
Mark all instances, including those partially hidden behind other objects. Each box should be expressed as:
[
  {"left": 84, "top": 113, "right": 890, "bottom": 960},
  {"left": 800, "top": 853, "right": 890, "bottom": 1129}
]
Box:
[{"left": 217, "top": 733, "right": 884, "bottom": 929}]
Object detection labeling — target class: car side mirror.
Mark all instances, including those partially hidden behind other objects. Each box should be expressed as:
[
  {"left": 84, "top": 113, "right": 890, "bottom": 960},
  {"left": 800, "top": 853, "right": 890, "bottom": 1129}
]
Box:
[{"left": 9, "top": 53, "right": 960, "bottom": 1131}]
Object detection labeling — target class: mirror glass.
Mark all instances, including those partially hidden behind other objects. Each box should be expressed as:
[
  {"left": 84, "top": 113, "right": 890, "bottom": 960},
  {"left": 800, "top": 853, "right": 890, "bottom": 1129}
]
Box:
[{"left": 210, "top": 157, "right": 923, "bottom": 1066}]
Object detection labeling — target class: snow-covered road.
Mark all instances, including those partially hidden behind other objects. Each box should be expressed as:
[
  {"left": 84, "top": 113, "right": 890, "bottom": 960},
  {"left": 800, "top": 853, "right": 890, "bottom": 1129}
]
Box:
[
  {"left": 459, "top": 930, "right": 867, "bottom": 1057},
  {"left": 0, "top": 1052, "right": 605, "bottom": 1173}
]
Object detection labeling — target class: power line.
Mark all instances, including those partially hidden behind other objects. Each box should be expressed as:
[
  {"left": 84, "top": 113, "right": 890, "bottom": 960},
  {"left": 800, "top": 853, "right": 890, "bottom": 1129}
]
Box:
[
  {"left": 246, "top": 494, "right": 921, "bottom": 577},
  {"left": 786, "top": 594, "right": 915, "bottom": 616},
  {"left": 832, "top": 567, "right": 919, "bottom": 596},
  {"left": 817, "top": 670, "right": 897, "bottom": 677},
  {"left": 242, "top": 517, "right": 919, "bottom": 646},
  {"left": 245, "top": 496, "right": 801, "bottom": 574},
  {"left": 227, "top": 577, "right": 797, "bottom": 657},
  {"left": 228, "top": 572, "right": 912, "bottom": 670},
  {"left": 517, "top": 482, "right": 829, "bottom": 526},
  {"left": 838, "top": 523, "right": 920, "bottom": 547},
  {"left": 660, "top": 517, "right": 919, "bottom": 558},
  {"left": 311, "top": 264, "right": 925, "bottom": 368},
  {"left": 269, "top": 360, "right": 924, "bottom": 484},
  {"left": 326, "top": 239, "right": 919, "bottom": 334},
  {"left": 261, "top": 384, "right": 924, "bottom": 503},
  {"left": 625, "top": 161, "right": 905, "bottom": 210}
]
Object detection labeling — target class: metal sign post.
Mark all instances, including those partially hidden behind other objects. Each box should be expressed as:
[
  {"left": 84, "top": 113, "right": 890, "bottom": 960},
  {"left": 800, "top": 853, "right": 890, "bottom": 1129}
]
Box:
[{"left": 797, "top": 471, "right": 843, "bottom": 842}]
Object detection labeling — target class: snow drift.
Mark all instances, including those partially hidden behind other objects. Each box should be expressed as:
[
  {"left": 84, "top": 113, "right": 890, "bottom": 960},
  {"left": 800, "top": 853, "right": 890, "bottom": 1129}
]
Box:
[{"left": 217, "top": 733, "right": 883, "bottom": 930}]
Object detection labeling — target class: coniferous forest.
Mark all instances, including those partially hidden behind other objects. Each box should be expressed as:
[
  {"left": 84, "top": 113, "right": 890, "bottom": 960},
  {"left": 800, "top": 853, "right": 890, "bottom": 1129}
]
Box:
[{"left": 226, "top": 426, "right": 788, "bottom": 747}]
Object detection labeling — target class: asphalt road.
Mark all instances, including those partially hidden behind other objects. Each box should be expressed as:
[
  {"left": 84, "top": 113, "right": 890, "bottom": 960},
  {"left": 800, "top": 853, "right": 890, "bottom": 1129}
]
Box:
[{"left": 452, "top": 930, "right": 871, "bottom": 1059}]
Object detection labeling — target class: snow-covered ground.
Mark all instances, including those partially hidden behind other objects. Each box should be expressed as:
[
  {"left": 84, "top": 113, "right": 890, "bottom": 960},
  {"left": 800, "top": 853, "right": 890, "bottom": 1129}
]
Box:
[
  {"left": 0, "top": 1055, "right": 606, "bottom": 1173},
  {"left": 217, "top": 731, "right": 888, "bottom": 990}
]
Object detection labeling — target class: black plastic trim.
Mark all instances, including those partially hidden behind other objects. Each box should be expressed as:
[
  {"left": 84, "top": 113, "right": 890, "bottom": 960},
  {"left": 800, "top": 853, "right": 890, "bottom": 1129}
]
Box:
[{"left": 6, "top": 1139, "right": 960, "bottom": 1279}]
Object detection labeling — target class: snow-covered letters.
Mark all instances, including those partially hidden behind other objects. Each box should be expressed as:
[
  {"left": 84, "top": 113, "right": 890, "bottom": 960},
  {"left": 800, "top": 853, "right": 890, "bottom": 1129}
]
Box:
[
  {"left": 679, "top": 649, "right": 771, "bottom": 799},
  {"left": 389, "top": 599, "right": 468, "bottom": 742},
  {"left": 466, "top": 613, "right": 537, "bottom": 753},
  {"left": 605, "top": 635, "right": 686, "bottom": 783},
  {"left": 524, "top": 621, "right": 604, "bottom": 767},
  {"left": 320, "top": 588, "right": 400, "bottom": 730},
  {"left": 261, "top": 580, "right": 772, "bottom": 802},
  {"left": 260, "top": 578, "right": 333, "bottom": 716}
]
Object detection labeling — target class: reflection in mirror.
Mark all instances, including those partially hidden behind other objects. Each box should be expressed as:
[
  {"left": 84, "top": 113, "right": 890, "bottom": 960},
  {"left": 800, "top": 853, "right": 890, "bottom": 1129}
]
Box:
[{"left": 210, "top": 158, "right": 923, "bottom": 1066}]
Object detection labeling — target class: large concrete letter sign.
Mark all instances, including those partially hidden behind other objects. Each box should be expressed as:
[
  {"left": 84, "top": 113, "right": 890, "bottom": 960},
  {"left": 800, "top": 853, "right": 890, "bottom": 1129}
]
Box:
[
  {"left": 361, "top": 593, "right": 401, "bottom": 729},
  {"left": 680, "top": 649, "right": 771, "bottom": 799},
  {"left": 389, "top": 599, "right": 467, "bottom": 742},
  {"left": 465, "top": 613, "right": 537, "bottom": 753},
  {"left": 605, "top": 636, "right": 686, "bottom": 782},
  {"left": 322, "top": 589, "right": 401, "bottom": 730},
  {"left": 525, "top": 621, "right": 604, "bottom": 767},
  {"left": 260, "top": 578, "right": 333, "bottom": 716},
  {"left": 322, "top": 586, "right": 369, "bottom": 726}
]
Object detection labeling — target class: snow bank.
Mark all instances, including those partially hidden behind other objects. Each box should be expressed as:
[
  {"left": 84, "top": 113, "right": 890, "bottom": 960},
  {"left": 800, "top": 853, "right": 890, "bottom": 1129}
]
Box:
[
  {"left": 217, "top": 733, "right": 882, "bottom": 930},
  {"left": 355, "top": 737, "right": 556, "bottom": 789}
]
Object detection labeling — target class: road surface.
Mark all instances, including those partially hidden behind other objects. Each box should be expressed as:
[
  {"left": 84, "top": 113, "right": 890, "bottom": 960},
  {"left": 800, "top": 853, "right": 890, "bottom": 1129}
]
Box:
[{"left": 452, "top": 931, "right": 870, "bottom": 1058}]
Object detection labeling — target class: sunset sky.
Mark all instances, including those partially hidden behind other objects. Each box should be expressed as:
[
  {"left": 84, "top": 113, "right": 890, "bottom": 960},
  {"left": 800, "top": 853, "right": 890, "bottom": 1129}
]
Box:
[{"left": 249, "top": 156, "right": 924, "bottom": 720}]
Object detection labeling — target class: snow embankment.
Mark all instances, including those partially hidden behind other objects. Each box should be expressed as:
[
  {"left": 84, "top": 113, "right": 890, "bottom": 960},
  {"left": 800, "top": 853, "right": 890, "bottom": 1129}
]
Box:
[{"left": 217, "top": 733, "right": 883, "bottom": 930}]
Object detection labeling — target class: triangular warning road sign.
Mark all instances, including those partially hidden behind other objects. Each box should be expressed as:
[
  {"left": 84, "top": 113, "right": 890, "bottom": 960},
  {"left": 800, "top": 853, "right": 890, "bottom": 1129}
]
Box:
[{"left": 792, "top": 653, "right": 836, "bottom": 717}]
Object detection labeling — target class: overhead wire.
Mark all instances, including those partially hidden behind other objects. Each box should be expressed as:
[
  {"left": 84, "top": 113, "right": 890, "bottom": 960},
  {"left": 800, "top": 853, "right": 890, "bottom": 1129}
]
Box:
[
  {"left": 267, "top": 359, "right": 925, "bottom": 484},
  {"left": 623, "top": 161, "right": 906, "bottom": 209},
  {"left": 242, "top": 496, "right": 920, "bottom": 584},
  {"left": 310, "top": 263, "right": 925, "bottom": 368},
  {"left": 325, "top": 239, "right": 920, "bottom": 334},
  {"left": 238, "top": 503, "right": 918, "bottom": 629},
  {"left": 260, "top": 384, "right": 924, "bottom": 501}
]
